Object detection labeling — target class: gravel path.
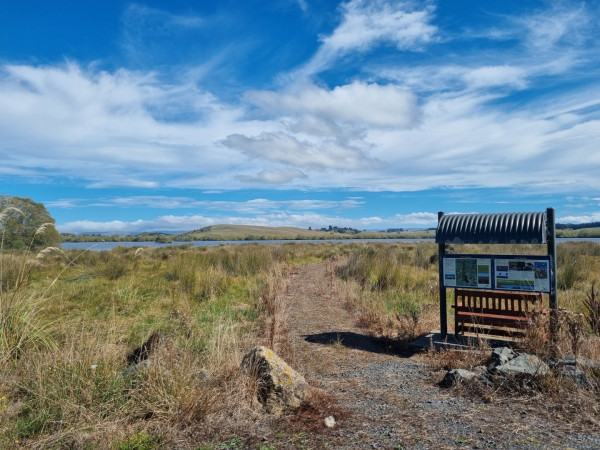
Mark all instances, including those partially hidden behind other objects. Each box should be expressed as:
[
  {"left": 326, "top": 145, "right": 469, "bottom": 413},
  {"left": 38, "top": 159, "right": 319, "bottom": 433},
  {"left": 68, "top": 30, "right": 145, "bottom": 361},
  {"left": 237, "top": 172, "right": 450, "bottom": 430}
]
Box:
[{"left": 283, "top": 261, "right": 600, "bottom": 449}]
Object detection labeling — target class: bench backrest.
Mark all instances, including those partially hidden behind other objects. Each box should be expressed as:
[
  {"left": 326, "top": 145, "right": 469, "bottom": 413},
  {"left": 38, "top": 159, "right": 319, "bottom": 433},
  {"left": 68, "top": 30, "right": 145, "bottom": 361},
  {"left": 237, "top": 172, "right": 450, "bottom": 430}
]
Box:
[{"left": 454, "top": 289, "right": 544, "bottom": 317}]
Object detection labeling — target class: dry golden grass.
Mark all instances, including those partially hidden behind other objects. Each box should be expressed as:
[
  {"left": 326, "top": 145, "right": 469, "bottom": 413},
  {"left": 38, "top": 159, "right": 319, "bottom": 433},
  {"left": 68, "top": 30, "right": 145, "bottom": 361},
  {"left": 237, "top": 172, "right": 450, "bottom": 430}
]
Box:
[{"left": 3, "top": 238, "right": 600, "bottom": 447}]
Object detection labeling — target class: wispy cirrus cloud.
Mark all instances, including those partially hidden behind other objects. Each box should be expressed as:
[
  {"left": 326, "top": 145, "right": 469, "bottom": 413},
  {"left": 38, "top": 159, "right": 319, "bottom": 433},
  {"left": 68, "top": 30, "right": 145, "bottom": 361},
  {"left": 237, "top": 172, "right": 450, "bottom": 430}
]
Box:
[
  {"left": 294, "top": 0, "right": 437, "bottom": 78},
  {"left": 48, "top": 196, "right": 365, "bottom": 214}
]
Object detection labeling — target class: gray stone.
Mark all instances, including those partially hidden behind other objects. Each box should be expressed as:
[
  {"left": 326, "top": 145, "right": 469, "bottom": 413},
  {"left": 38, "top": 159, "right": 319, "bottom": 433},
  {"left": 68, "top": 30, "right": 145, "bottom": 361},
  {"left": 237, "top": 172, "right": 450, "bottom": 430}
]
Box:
[
  {"left": 487, "top": 347, "right": 518, "bottom": 370},
  {"left": 441, "top": 368, "right": 478, "bottom": 387},
  {"left": 492, "top": 354, "right": 549, "bottom": 377},
  {"left": 558, "top": 355, "right": 600, "bottom": 370},
  {"left": 122, "top": 359, "right": 150, "bottom": 377},
  {"left": 241, "top": 346, "right": 309, "bottom": 415},
  {"left": 559, "top": 364, "right": 590, "bottom": 388}
]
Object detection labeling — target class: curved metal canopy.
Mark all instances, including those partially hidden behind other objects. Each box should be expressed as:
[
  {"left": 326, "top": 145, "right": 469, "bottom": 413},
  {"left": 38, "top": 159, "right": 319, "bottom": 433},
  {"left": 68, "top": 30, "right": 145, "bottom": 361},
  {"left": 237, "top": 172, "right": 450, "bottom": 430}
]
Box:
[{"left": 436, "top": 212, "right": 547, "bottom": 244}]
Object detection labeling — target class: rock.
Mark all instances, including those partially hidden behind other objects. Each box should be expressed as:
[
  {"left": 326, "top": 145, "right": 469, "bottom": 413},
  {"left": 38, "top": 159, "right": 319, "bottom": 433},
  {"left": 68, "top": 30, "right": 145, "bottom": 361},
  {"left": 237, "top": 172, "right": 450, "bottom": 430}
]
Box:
[
  {"left": 440, "top": 369, "right": 478, "bottom": 387},
  {"left": 241, "top": 346, "right": 308, "bottom": 415},
  {"left": 122, "top": 359, "right": 150, "bottom": 377},
  {"left": 123, "top": 332, "right": 166, "bottom": 378},
  {"left": 559, "top": 364, "right": 590, "bottom": 388},
  {"left": 557, "top": 355, "right": 600, "bottom": 370},
  {"left": 127, "top": 332, "right": 164, "bottom": 364},
  {"left": 487, "top": 347, "right": 518, "bottom": 370},
  {"left": 324, "top": 416, "right": 336, "bottom": 428},
  {"left": 492, "top": 354, "right": 549, "bottom": 377}
]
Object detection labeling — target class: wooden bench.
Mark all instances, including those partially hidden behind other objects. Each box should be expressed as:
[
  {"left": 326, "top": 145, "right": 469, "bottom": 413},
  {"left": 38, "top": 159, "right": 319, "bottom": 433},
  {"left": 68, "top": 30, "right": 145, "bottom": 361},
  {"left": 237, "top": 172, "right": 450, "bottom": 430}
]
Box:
[{"left": 453, "top": 289, "right": 548, "bottom": 338}]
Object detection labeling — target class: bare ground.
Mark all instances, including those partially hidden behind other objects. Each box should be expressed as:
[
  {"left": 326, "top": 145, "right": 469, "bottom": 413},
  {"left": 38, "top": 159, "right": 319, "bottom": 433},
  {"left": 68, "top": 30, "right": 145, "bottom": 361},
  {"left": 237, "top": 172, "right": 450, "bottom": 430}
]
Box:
[{"left": 276, "top": 261, "right": 600, "bottom": 449}]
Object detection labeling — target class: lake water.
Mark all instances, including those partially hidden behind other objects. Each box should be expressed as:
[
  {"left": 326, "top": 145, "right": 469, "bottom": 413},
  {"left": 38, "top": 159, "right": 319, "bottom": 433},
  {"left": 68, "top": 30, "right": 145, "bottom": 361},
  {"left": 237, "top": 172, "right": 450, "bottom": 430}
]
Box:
[{"left": 60, "top": 237, "right": 600, "bottom": 251}]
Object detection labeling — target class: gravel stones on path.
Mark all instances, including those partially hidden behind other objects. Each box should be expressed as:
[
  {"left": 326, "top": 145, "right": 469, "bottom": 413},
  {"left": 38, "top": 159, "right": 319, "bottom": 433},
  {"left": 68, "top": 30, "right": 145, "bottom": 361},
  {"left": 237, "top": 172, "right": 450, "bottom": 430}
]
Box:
[{"left": 283, "top": 261, "right": 600, "bottom": 449}]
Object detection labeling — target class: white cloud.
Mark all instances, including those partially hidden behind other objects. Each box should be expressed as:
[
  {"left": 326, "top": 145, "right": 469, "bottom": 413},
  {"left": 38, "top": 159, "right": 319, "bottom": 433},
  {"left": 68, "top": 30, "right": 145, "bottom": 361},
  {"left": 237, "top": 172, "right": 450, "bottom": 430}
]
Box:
[
  {"left": 517, "top": 4, "right": 590, "bottom": 51},
  {"left": 48, "top": 196, "right": 365, "bottom": 214},
  {"left": 2, "top": 0, "right": 600, "bottom": 198},
  {"left": 87, "top": 179, "right": 161, "bottom": 189},
  {"left": 557, "top": 213, "right": 600, "bottom": 224},
  {"left": 237, "top": 169, "right": 308, "bottom": 184},
  {"left": 56, "top": 209, "right": 429, "bottom": 234},
  {"left": 0, "top": 63, "right": 252, "bottom": 186},
  {"left": 323, "top": 0, "right": 436, "bottom": 52},
  {"left": 297, "top": 0, "right": 437, "bottom": 77},
  {"left": 248, "top": 81, "right": 419, "bottom": 128},
  {"left": 222, "top": 132, "right": 381, "bottom": 170},
  {"left": 393, "top": 212, "right": 438, "bottom": 226},
  {"left": 463, "top": 66, "right": 527, "bottom": 89}
]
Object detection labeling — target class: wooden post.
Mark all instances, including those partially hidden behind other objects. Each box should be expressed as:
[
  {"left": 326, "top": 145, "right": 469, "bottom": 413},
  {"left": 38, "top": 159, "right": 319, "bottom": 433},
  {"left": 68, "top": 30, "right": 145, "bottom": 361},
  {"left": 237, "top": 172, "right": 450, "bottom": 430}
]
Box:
[
  {"left": 438, "top": 211, "right": 447, "bottom": 339},
  {"left": 546, "top": 207, "right": 558, "bottom": 346}
]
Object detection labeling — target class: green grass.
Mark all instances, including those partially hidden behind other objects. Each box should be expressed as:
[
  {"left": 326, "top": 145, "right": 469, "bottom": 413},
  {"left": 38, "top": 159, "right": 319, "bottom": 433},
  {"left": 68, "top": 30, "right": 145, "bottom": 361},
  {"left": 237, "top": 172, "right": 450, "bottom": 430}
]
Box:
[{"left": 2, "top": 239, "right": 600, "bottom": 447}]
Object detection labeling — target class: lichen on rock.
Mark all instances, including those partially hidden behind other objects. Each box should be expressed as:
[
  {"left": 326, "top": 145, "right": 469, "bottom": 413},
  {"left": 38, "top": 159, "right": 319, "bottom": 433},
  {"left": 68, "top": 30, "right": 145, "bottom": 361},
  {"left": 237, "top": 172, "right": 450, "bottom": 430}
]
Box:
[{"left": 241, "top": 346, "right": 308, "bottom": 415}]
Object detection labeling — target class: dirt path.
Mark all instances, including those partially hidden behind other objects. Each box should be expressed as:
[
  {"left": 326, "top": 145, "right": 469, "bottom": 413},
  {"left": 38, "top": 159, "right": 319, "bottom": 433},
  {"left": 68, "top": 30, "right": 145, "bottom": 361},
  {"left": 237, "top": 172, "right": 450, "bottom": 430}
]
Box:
[{"left": 282, "top": 261, "right": 600, "bottom": 449}]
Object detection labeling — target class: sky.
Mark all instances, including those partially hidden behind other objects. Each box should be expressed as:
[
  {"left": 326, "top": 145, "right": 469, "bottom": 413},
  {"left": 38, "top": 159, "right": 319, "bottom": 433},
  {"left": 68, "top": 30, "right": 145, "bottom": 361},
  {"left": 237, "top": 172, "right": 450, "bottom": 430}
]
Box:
[{"left": 1, "top": 0, "right": 600, "bottom": 234}]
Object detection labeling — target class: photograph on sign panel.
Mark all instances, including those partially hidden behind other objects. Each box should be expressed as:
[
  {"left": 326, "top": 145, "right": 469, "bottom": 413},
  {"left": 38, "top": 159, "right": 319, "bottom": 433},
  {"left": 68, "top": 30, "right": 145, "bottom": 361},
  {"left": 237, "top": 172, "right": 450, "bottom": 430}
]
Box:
[
  {"left": 509, "top": 261, "right": 534, "bottom": 272},
  {"left": 496, "top": 265, "right": 509, "bottom": 278},
  {"left": 477, "top": 263, "right": 490, "bottom": 284},
  {"left": 534, "top": 261, "right": 548, "bottom": 279},
  {"left": 456, "top": 258, "right": 478, "bottom": 287}
]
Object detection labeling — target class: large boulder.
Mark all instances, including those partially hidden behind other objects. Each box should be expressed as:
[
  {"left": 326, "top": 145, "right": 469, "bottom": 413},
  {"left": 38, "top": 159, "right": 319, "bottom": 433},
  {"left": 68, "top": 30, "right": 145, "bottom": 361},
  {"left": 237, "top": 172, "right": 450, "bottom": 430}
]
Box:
[
  {"left": 241, "top": 346, "right": 308, "bottom": 415},
  {"left": 491, "top": 353, "right": 549, "bottom": 377}
]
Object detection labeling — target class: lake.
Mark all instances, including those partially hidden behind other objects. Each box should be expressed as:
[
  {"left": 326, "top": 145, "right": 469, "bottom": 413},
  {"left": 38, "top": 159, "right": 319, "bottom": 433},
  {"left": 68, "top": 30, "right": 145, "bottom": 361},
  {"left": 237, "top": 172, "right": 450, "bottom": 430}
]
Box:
[{"left": 60, "top": 237, "right": 600, "bottom": 251}]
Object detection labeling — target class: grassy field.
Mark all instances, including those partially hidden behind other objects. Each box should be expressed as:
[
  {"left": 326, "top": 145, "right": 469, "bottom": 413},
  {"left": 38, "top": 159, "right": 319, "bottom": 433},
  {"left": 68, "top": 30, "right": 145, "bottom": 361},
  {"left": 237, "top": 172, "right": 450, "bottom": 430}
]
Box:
[{"left": 1, "top": 239, "right": 600, "bottom": 447}]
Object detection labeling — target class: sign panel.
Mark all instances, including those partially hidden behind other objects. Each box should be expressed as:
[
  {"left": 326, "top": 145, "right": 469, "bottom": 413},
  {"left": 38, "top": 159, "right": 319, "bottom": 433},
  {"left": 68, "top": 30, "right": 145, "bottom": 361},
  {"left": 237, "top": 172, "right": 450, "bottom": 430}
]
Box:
[
  {"left": 442, "top": 254, "right": 551, "bottom": 293},
  {"left": 443, "top": 257, "right": 491, "bottom": 289},
  {"left": 494, "top": 258, "right": 550, "bottom": 293}
]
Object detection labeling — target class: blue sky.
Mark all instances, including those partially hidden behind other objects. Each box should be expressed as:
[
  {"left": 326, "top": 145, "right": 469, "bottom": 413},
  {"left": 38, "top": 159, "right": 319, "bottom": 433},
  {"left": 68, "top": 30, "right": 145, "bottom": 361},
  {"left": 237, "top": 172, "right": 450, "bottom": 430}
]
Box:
[{"left": 1, "top": 0, "right": 599, "bottom": 234}]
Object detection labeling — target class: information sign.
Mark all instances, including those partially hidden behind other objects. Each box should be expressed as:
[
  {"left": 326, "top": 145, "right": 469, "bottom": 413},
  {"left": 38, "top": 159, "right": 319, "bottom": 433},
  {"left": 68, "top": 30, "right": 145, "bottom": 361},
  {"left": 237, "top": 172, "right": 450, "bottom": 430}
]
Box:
[{"left": 442, "top": 254, "right": 551, "bottom": 293}]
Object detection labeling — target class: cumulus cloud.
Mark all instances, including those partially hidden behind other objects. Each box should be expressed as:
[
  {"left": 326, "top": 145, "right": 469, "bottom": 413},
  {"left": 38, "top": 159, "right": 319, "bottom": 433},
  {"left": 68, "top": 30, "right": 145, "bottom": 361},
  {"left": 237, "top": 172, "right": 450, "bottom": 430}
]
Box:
[
  {"left": 558, "top": 213, "right": 600, "bottom": 224},
  {"left": 247, "top": 81, "right": 419, "bottom": 128},
  {"left": 393, "top": 212, "right": 438, "bottom": 226}
]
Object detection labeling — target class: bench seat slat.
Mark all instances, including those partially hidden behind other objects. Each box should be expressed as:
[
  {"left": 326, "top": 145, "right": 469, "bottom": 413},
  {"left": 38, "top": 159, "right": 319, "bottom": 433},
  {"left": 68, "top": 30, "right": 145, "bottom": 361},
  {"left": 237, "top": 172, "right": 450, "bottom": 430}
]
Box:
[{"left": 459, "top": 325, "right": 527, "bottom": 338}]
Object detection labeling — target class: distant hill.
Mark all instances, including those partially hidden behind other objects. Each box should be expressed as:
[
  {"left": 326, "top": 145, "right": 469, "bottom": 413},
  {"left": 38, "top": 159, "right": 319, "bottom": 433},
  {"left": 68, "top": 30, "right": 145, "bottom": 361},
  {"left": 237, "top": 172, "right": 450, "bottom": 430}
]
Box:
[
  {"left": 172, "top": 224, "right": 435, "bottom": 241},
  {"left": 554, "top": 221, "right": 600, "bottom": 238},
  {"left": 556, "top": 221, "right": 600, "bottom": 230}
]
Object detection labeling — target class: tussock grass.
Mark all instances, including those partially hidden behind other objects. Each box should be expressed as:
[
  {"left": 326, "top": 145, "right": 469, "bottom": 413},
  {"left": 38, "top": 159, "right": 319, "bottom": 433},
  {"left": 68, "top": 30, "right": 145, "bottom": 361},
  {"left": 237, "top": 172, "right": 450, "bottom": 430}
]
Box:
[
  {"left": 0, "top": 243, "right": 305, "bottom": 448},
  {"left": 3, "top": 237, "right": 600, "bottom": 446},
  {"left": 336, "top": 243, "right": 440, "bottom": 340}
]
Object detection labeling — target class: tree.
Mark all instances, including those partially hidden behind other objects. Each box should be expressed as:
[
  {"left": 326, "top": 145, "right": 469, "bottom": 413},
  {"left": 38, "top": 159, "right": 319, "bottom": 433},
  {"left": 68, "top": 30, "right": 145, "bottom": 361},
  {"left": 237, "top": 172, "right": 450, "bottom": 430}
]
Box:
[{"left": 0, "top": 196, "right": 61, "bottom": 250}]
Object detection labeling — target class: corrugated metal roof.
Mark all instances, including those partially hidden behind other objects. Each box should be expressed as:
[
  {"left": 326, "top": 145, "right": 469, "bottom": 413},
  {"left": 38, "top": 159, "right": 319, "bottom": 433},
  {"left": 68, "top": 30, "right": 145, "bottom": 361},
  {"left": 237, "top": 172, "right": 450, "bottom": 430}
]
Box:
[{"left": 436, "top": 212, "right": 547, "bottom": 244}]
